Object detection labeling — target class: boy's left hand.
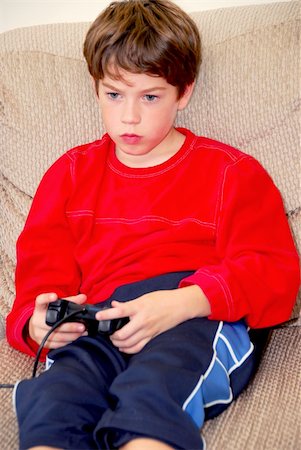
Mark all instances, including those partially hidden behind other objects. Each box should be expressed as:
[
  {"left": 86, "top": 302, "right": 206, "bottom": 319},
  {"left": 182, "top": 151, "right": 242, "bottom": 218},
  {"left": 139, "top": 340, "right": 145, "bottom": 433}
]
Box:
[{"left": 95, "top": 286, "right": 210, "bottom": 354}]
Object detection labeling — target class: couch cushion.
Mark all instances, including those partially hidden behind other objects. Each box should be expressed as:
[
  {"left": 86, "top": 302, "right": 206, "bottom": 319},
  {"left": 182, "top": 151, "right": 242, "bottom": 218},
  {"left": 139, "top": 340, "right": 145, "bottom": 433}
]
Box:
[{"left": 0, "top": 1, "right": 300, "bottom": 318}]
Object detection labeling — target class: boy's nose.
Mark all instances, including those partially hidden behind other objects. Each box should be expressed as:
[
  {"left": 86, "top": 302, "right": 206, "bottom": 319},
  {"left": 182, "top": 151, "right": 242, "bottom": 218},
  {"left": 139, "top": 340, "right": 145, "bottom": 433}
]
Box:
[{"left": 121, "top": 101, "right": 141, "bottom": 124}]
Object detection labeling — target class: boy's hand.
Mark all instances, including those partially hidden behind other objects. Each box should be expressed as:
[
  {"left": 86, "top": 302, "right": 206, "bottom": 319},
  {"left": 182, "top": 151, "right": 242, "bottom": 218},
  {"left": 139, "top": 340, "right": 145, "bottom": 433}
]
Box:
[
  {"left": 28, "top": 292, "right": 88, "bottom": 349},
  {"left": 96, "top": 285, "right": 210, "bottom": 354}
]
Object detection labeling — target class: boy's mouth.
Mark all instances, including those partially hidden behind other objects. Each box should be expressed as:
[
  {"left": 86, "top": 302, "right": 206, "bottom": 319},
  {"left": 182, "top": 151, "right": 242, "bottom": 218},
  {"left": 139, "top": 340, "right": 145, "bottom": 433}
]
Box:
[{"left": 120, "top": 134, "right": 142, "bottom": 145}]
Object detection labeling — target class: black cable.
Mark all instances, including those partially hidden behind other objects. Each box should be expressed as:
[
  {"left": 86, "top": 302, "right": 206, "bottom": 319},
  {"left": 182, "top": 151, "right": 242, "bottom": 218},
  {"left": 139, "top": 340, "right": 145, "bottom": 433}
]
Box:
[
  {"left": 32, "top": 309, "right": 85, "bottom": 378},
  {"left": 0, "top": 309, "right": 85, "bottom": 386}
]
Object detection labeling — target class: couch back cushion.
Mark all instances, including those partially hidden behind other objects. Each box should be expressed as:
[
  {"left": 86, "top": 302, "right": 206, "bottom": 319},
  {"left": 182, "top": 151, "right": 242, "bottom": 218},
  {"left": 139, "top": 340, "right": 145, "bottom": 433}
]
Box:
[{"left": 0, "top": 1, "right": 300, "bottom": 318}]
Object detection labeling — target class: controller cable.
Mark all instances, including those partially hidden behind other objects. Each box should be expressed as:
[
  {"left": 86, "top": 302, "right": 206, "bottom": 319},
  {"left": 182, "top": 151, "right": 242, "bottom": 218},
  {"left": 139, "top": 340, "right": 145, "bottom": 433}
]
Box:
[
  {"left": 32, "top": 309, "right": 85, "bottom": 378},
  {"left": 0, "top": 309, "right": 84, "bottom": 388}
]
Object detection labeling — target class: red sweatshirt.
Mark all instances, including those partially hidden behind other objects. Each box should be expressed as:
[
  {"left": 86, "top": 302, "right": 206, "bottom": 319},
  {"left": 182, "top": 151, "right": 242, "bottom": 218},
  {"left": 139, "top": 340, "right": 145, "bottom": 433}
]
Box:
[{"left": 6, "top": 128, "right": 300, "bottom": 357}]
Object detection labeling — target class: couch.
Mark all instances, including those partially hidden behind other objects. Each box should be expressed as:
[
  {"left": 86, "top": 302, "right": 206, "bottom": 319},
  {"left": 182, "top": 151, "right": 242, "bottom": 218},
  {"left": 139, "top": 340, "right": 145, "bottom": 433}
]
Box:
[{"left": 0, "top": 1, "right": 300, "bottom": 449}]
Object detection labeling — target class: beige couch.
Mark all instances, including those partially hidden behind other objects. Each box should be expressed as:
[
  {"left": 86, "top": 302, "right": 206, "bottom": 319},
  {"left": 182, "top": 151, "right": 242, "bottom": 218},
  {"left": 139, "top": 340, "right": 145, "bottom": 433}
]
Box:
[{"left": 0, "top": 1, "right": 300, "bottom": 449}]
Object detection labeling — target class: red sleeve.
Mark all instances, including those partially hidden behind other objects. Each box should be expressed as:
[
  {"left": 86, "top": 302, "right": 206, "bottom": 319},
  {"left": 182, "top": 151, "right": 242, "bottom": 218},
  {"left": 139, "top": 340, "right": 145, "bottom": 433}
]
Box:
[
  {"left": 6, "top": 154, "right": 82, "bottom": 357},
  {"left": 180, "top": 156, "right": 300, "bottom": 328}
]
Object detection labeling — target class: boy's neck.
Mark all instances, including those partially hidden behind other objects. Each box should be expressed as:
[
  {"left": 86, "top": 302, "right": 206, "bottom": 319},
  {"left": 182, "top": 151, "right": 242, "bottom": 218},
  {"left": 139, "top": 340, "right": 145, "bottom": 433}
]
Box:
[{"left": 115, "top": 128, "right": 186, "bottom": 168}]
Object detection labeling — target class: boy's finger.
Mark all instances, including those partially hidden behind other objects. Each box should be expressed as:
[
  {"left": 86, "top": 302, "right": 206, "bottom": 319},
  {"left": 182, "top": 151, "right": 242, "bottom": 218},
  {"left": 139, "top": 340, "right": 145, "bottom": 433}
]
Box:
[
  {"left": 95, "top": 301, "right": 131, "bottom": 321},
  {"left": 111, "top": 300, "right": 137, "bottom": 316},
  {"left": 35, "top": 293, "right": 58, "bottom": 308},
  {"left": 56, "top": 322, "right": 86, "bottom": 333},
  {"left": 64, "top": 293, "right": 87, "bottom": 303},
  {"left": 117, "top": 337, "right": 150, "bottom": 355},
  {"left": 52, "top": 330, "right": 88, "bottom": 342},
  {"left": 44, "top": 331, "right": 88, "bottom": 348},
  {"left": 36, "top": 292, "right": 87, "bottom": 309},
  {"left": 111, "top": 324, "right": 145, "bottom": 345}
]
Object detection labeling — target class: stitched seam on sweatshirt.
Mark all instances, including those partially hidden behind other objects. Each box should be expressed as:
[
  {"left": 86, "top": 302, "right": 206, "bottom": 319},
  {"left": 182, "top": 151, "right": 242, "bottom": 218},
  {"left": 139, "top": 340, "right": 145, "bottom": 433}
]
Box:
[
  {"left": 13, "top": 306, "right": 34, "bottom": 343},
  {"left": 200, "top": 269, "right": 234, "bottom": 319},
  {"left": 65, "top": 213, "right": 216, "bottom": 229},
  {"left": 214, "top": 155, "right": 251, "bottom": 225},
  {"left": 95, "top": 216, "right": 215, "bottom": 228},
  {"left": 196, "top": 142, "right": 238, "bottom": 162},
  {"left": 66, "top": 152, "right": 76, "bottom": 183},
  {"left": 66, "top": 139, "right": 105, "bottom": 184},
  {"left": 107, "top": 137, "right": 197, "bottom": 178},
  {"left": 66, "top": 210, "right": 94, "bottom": 217}
]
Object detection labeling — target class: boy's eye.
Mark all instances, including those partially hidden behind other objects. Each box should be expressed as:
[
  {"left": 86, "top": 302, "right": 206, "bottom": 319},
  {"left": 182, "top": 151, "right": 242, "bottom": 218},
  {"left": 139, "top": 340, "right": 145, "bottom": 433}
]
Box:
[
  {"left": 144, "top": 94, "right": 158, "bottom": 102},
  {"left": 107, "top": 92, "right": 120, "bottom": 100}
]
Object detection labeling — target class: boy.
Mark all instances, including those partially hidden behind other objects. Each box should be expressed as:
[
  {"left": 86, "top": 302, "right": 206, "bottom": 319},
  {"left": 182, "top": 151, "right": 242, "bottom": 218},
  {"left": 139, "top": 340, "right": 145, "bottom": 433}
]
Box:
[{"left": 6, "top": 1, "right": 300, "bottom": 449}]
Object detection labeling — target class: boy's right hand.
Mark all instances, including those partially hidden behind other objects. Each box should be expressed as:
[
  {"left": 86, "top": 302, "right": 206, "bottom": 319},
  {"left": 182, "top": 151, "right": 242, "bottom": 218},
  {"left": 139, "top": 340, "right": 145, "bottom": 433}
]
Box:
[{"left": 28, "top": 292, "right": 88, "bottom": 349}]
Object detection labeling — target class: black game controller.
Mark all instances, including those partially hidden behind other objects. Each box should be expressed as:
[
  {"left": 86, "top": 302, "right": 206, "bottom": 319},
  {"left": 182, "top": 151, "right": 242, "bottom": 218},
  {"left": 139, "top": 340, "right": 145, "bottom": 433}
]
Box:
[{"left": 46, "top": 299, "right": 129, "bottom": 335}]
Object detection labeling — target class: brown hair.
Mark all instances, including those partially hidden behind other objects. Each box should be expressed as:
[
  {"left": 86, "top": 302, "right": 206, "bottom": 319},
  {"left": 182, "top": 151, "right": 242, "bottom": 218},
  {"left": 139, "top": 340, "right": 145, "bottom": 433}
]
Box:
[{"left": 83, "top": 0, "right": 201, "bottom": 98}]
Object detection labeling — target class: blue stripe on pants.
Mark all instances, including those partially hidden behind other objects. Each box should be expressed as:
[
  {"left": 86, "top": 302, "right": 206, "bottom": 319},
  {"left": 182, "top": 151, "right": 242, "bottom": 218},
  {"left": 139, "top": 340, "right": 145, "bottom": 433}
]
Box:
[{"left": 183, "top": 321, "right": 254, "bottom": 429}]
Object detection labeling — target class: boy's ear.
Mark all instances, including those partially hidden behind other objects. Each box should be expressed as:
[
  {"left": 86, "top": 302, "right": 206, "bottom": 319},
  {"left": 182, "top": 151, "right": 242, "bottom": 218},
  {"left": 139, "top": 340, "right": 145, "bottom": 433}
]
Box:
[{"left": 177, "top": 82, "right": 195, "bottom": 111}]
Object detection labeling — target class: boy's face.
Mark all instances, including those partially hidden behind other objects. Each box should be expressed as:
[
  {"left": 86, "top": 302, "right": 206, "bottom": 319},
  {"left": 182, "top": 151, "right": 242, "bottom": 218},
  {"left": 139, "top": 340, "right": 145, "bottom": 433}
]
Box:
[{"left": 97, "top": 69, "right": 194, "bottom": 167}]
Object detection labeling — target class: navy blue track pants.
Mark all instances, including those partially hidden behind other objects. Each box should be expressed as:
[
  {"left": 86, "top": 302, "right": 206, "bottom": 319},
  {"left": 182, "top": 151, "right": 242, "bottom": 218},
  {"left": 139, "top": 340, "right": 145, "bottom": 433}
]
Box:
[{"left": 14, "top": 273, "right": 268, "bottom": 449}]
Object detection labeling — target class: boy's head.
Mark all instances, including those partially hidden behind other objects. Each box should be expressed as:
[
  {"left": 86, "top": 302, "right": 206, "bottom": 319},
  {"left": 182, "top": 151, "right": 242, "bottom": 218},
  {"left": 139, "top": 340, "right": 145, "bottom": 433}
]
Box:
[{"left": 83, "top": 0, "right": 201, "bottom": 99}]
